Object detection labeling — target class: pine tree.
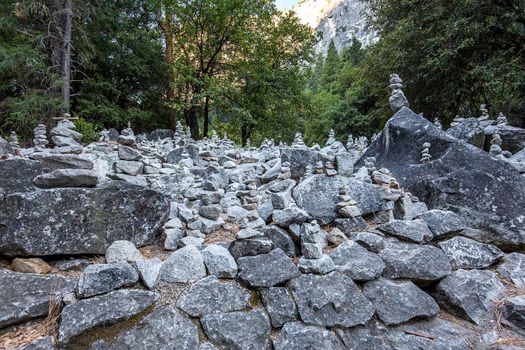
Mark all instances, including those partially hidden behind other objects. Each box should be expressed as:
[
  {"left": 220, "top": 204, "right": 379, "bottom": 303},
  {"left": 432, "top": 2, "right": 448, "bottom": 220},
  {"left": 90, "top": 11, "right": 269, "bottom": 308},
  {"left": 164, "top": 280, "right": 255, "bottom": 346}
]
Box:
[{"left": 319, "top": 40, "right": 341, "bottom": 93}]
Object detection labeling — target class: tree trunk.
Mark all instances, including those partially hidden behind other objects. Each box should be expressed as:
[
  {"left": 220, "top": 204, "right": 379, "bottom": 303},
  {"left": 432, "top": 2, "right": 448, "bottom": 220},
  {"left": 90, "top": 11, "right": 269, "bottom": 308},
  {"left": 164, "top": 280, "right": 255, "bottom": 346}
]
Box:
[
  {"left": 202, "top": 96, "right": 209, "bottom": 138},
  {"left": 188, "top": 105, "right": 199, "bottom": 140},
  {"left": 241, "top": 124, "right": 252, "bottom": 146},
  {"left": 157, "top": 12, "right": 177, "bottom": 129},
  {"left": 61, "top": 0, "right": 73, "bottom": 113}
]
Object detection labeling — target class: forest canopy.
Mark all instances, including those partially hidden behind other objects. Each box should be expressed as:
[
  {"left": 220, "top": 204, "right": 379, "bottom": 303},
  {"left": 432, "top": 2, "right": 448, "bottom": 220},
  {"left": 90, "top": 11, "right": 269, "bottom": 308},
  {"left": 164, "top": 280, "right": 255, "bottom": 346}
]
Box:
[{"left": 1, "top": 0, "right": 524, "bottom": 146}]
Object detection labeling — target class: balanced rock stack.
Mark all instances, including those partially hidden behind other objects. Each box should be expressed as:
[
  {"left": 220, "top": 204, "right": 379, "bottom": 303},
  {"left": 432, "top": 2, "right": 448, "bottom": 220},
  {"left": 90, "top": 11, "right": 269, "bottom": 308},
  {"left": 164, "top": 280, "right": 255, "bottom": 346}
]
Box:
[
  {"left": 478, "top": 104, "right": 490, "bottom": 121},
  {"left": 33, "top": 124, "right": 49, "bottom": 149},
  {"left": 388, "top": 73, "right": 409, "bottom": 112},
  {"left": 489, "top": 128, "right": 503, "bottom": 157},
  {"left": 420, "top": 142, "right": 432, "bottom": 162},
  {"left": 336, "top": 188, "right": 361, "bottom": 218},
  {"left": 50, "top": 118, "right": 83, "bottom": 154},
  {"left": 117, "top": 123, "right": 137, "bottom": 146},
  {"left": 291, "top": 132, "right": 307, "bottom": 149},
  {"left": 9, "top": 131, "right": 20, "bottom": 152}
]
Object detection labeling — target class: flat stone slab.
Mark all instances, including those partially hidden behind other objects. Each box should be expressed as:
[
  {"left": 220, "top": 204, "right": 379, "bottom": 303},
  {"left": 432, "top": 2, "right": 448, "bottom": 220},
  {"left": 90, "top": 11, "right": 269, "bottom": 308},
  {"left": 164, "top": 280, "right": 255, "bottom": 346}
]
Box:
[
  {"left": 176, "top": 276, "right": 250, "bottom": 317},
  {"left": 378, "top": 219, "right": 433, "bottom": 243},
  {"left": 76, "top": 263, "right": 139, "bottom": 298},
  {"left": 260, "top": 287, "right": 297, "bottom": 328},
  {"left": 363, "top": 278, "right": 440, "bottom": 325},
  {"left": 438, "top": 236, "right": 503, "bottom": 269},
  {"left": 330, "top": 240, "right": 384, "bottom": 281},
  {"left": 290, "top": 271, "right": 375, "bottom": 327},
  {"left": 237, "top": 248, "right": 300, "bottom": 287},
  {"left": 380, "top": 242, "right": 452, "bottom": 281},
  {"left": 33, "top": 169, "right": 98, "bottom": 188},
  {"left": 91, "top": 307, "right": 198, "bottom": 350},
  {"left": 435, "top": 269, "right": 505, "bottom": 325},
  {"left": 0, "top": 269, "right": 77, "bottom": 329},
  {"left": 201, "top": 309, "right": 270, "bottom": 350},
  {"left": 274, "top": 322, "right": 345, "bottom": 350},
  {"left": 58, "top": 289, "right": 158, "bottom": 345}
]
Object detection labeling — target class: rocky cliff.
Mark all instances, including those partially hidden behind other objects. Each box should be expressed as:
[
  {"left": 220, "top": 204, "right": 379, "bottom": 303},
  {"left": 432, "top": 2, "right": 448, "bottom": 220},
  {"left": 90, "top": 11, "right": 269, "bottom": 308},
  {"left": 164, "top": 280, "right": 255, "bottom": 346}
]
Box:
[{"left": 293, "top": 0, "right": 378, "bottom": 54}]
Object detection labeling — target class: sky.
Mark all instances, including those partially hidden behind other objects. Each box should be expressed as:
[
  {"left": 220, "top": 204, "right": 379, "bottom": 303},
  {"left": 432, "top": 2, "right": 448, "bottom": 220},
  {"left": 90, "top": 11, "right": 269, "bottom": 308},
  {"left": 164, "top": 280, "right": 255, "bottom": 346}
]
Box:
[{"left": 275, "top": 0, "right": 299, "bottom": 10}]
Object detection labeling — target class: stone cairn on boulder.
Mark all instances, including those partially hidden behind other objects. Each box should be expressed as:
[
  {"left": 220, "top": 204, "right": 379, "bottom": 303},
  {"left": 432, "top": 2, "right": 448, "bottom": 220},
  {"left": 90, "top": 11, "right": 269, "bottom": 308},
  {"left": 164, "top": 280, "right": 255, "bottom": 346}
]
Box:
[
  {"left": 291, "top": 132, "right": 307, "bottom": 149},
  {"left": 9, "top": 131, "right": 20, "bottom": 151},
  {"left": 336, "top": 188, "right": 361, "bottom": 218},
  {"left": 478, "top": 103, "right": 490, "bottom": 121},
  {"left": 117, "top": 122, "right": 137, "bottom": 146},
  {"left": 326, "top": 129, "right": 336, "bottom": 146},
  {"left": 2, "top": 76, "right": 525, "bottom": 349},
  {"left": 434, "top": 118, "right": 443, "bottom": 130},
  {"left": 421, "top": 142, "right": 432, "bottom": 162},
  {"left": 50, "top": 116, "right": 83, "bottom": 154},
  {"left": 489, "top": 128, "right": 503, "bottom": 157},
  {"left": 99, "top": 128, "right": 110, "bottom": 142},
  {"left": 388, "top": 73, "right": 409, "bottom": 112},
  {"left": 32, "top": 124, "right": 49, "bottom": 149},
  {"left": 496, "top": 112, "right": 508, "bottom": 127}
]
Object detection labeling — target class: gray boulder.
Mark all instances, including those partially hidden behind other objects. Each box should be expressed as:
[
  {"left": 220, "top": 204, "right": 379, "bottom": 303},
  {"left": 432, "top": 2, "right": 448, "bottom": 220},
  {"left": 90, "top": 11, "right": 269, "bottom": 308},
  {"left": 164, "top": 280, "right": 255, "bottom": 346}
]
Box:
[
  {"left": 280, "top": 148, "right": 330, "bottom": 180},
  {"left": 290, "top": 271, "right": 375, "bottom": 327},
  {"left": 133, "top": 258, "right": 163, "bottom": 290},
  {"left": 380, "top": 242, "right": 452, "bottom": 282},
  {"left": 202, "top": 244, "right": 238, "bottom": 278},
  {"left": 105, "top": 240, "right": 143, "bottom": 263},
  {"left": 438, "top": 236, "right": 504, "bottom": 269},
  {"left": 176, "top": 276, "right": 250, "bottom": 317},
  {"left": 33, "top": 169, "right": 98, "bottom": 188},
  {"left": 272, "top": 205, "right": 309, "bottom": 227},
  {"left": 229, "top": 238, "right": 274, "bottom": 259},
  {"left": 58, "top": 289, "right": 158, "bottom": 345},
  {"left": 0, "top": 158, "right": 44, "bottom": 195},
  {"left": 261, "top": 225, "right": 296, "bottom": 257},
  {"left": 76, "top": 263, "right": 139, "bottom": 298},
  {"left": 92, "top": 307, "right": 198, "bottom": 350},
  {"left": 0, "top": 270, "right": 76, "bottom": 329},
  {"left": 0, "top": 182, "right": 169, "bottom": 256},
  {"left": 148, "top": 129, "right": 174, "bottom": 141},
  {"left": 32, "top": 153, "right": 94, "bottom": 171},
  {"left": 118, "top": 144, "right": 141, "bottom": 161},
  {"left": 201, "top": 309, "right": 270, "bottom": 350},
  {"left": 497, "top": 253, "right": 525, "bottom": 287},
  {"left": 363, "top": 278, "right": 440, "bottom": 325},
  {"left": 359, "top": 107, "right": 525, "bottom": 248},
  {"left": 378, "top": 219, "right": 433, "bottom": 243},
  {"left": 114, "top": 160, "right": 144, "bottom": 176},
  {"left": 435, "top": 269, "right": 505, "bottom": 325},
  {"left": 274, "top": 322, "right": 345, "bottom": 350},
  {"left": 502, "top": 296, "right": 525, "bottom": 334},
  {"left": 161, "top": 245, "right": 207, "bottom": 283},
  {"left": 0, "top": 136, "right": 14, "bottom": 158},
  {"left": 237, "top": 248, "right": 300, "bottom": 287},
  {"left": 298, "top": 255, "right": 336, "bottom": 275},
  {"left": 330, "top": 240, "right": 384, "bottom": 281},
  {"left": 447, "top": 118, "right": 485, "bottom": 148},
  {"left": 416, "top": 210, "right": 468, "bottom": 238},
  {"left": 292, "top": 175, "right": 382, "bottom": 224},
  {"left": 260, "top": 287, "right": 297, "bottom": 328}
]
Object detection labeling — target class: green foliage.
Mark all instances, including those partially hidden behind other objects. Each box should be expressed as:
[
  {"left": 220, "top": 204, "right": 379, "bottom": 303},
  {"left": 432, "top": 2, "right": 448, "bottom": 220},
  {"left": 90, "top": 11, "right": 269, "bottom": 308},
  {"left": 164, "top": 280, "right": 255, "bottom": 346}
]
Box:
[
  {"left": 73, "top": 117, "right": 99, "bottom": 143},
  {"left": 360, "top": 0, "right": 525, "bottom": 126}
]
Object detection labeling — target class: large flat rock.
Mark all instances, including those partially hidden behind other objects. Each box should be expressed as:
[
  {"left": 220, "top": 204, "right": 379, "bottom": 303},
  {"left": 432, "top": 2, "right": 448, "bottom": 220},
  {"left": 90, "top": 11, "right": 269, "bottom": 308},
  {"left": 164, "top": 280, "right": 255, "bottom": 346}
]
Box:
[
  {"left": 359, "top": 107, "right": 525, "bottom": 248},
  {"left": 0, "top": 182, "right": 169, "bottom": 256},
  {"left": 0, "top": 269, "right": 77, "bottom": 329},
  {"left": 292, "top": 174, "right": 383, "bottom": 224},
  {"left": 0, "top": 159, "right": 44, "bottom": 195}
]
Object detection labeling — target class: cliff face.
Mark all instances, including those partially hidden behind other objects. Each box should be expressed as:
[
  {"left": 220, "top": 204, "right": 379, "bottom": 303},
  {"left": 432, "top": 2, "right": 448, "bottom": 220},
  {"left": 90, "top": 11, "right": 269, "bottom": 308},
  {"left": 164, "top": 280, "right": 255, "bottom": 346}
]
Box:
[{"left": 293, "top": 0, "right": 378, "bottom": 54}]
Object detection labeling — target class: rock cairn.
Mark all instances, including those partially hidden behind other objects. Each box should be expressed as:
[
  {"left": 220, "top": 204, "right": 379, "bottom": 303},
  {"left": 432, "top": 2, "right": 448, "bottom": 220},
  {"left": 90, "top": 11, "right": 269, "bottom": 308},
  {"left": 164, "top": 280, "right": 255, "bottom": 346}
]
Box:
[
  {"left": 478, "top": 104, "right": 490, "bottom": 121},
  {"left": 99, "top": 128, "right": 110, "bottom": 142},
  {"left": 33, "top": 124, "right": 49, "bottom": 149},
  {"left": 420, "top": 142, "right": 432, "bottom": 162},
  {"left": 336, "top": 188, "right": 361, "bottom": 218},
  {"left": 490, "top": 128, "right": 503, "bottom": 156},
  {"left": 9, "top": 131, "right": 20, "bottom": 150},
  {"left": 434, "top": 118, "right": 443, "bottom": 130},
  {"left": 388, "top": 74, "right": 409, "bottom": 112},
  {"left": 292, "top": 132, "right": 306, "bottom": 149},
  {"left": 496, "top": 112, "right": 508, "bottom": 127},
  {"left": 326, "top": 129, "right": 336, "bottom": 145},
  {"left": 117, "top": 122, "right": 136, "bottom": 146},
  {"left": 50, "top": 117, "right": 83, "bottom": 154}
]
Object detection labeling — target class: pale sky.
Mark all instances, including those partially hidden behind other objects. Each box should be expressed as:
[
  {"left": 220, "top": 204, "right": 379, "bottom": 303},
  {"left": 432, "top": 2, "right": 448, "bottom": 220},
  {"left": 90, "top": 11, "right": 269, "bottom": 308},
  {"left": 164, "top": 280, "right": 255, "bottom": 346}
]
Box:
[{"left": 275, "top": 0, "right": 299, "bottom": 10}]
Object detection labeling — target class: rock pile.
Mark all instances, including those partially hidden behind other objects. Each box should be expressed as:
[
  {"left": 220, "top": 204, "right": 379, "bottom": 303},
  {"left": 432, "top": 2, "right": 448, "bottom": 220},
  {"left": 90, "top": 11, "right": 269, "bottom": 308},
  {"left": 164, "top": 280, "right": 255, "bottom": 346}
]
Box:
[{"left": 1, "top": 83, "right": 525, "bottom": 349}]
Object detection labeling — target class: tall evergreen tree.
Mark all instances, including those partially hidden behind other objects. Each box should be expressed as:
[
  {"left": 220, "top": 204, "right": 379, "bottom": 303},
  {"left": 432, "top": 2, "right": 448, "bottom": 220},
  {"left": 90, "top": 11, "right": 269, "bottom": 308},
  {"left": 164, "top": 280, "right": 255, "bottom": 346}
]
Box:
[{"left": 319, "top": 40, "right": 341, "bottom": 93}]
